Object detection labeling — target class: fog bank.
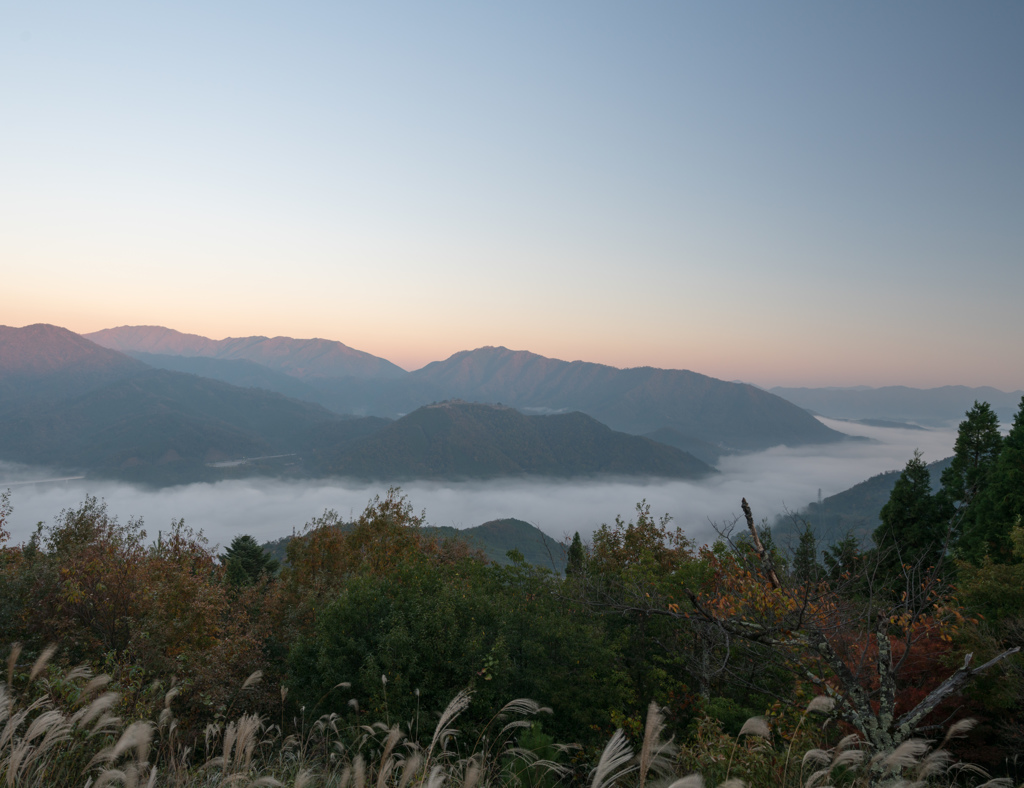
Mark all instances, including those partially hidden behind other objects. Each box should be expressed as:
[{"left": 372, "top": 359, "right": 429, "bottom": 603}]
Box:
[{"left": 1, "top": 418, "right": 956, "bottom": 550}]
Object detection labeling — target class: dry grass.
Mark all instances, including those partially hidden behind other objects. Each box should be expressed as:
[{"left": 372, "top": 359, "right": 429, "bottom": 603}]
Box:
[{"left": 1, "top": 643, "right": 1017, "bottom": 788}]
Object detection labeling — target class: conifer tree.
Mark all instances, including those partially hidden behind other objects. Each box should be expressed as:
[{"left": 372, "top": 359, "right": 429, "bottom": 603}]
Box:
[
  {"left": 792, "top": 522, "right": 822, "bottom": 585},
  {"left": 962, "top": 396, "right": 1024, "bottom": 564},
  {"left": 566, "top": 531, "right": 585, "bottom": 576},
  {"left": 938, "top": 401, "right": 1003, "bottom": 524},
  {"left": 875, "top": 452, "right": 945, "bottom": 576},
  {"left": 222, "top": 534, "right": 279, "bottom": 586}
]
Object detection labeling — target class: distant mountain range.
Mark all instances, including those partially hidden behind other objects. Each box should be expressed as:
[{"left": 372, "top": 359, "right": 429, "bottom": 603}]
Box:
[
  {"left": 88, "top": 325, "right": 848, "bottom": 454},
  {"left": 86, "top": 325, "right": 406, "bottom": 380},
  {"left": 0, "top": 324, "right": 145, "bottom": 413},
  {"left": 770, "top": 385, "right": 1024, "bottom": 426},
  {"left": 1, "top": 324, "right": 717, "bottom": 484},
  {"left": 0, "top": 325, "right": 343, "bottom": 484}
]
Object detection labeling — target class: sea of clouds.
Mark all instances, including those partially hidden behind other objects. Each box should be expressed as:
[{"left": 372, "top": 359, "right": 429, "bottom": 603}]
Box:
[{"left": 0, "top": 418, "right": 957, "bottom": 551}]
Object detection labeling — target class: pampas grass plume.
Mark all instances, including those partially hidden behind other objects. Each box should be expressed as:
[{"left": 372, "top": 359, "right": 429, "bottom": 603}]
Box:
[{"left": 737, "top": 717, "right": 770, "bottom": 739}]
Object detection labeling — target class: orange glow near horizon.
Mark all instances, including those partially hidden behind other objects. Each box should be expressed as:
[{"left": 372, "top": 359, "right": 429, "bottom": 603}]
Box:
[{"left": 5, "top": 292, "right": 1020, "bottom": 392}]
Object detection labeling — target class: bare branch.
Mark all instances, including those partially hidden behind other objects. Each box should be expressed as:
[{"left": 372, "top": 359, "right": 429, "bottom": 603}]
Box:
[
  {"left": 895, "top": 647, "right": 1021, "bottom": 734},
  {"left": 741, "top": 499, "right": 781, "bottom": 589}
]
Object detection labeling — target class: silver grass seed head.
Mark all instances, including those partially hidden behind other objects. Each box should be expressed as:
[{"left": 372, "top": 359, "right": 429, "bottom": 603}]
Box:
[
  {"left": 918, "top": 750, "right": 952, "bottom": 779},
  {"left": 883, "top": 740, "right": 931, "bottom": 772},
  {"left": 942, "top": 718, "right": 977, "bottom": 742},
  {"left": 802, "top": 749, "right": 831, "bottom": 769},
  {"left": 828, "top": 750, "right": 865, "bottom": 772},
  {"left": 737, "top": 716, "right": 770, "bottom": 739},
  {"left": 7, "top": 642, "right": 22, "bottom": 687},
  {"left": 83, "top": 674, "right": 112, "bottom": 699},
  {"left": 29, "top": 644, "right": 58, "bottom": 682},
  {"left": 835, "top": 733, "right": 861, "bottom": 753},
  {"left": 666, "top": 775, "right": 705, "bottom": 788}
]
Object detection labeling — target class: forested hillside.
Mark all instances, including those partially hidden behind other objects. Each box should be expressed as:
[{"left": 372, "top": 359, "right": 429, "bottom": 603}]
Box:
[
  {"left": 773, "top": 456, "right": 953, "bottom": 545},
  {"left": 309, "top": 401, "right": 714, "bottom": 480},
  {"left": 1, "top": 396, "right": 1022, "bottom": 786}
]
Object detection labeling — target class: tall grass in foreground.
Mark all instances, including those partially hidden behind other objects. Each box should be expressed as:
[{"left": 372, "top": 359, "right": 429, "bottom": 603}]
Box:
[{"left": 1, "top": 645, "right": 1018, "bottom": 788}]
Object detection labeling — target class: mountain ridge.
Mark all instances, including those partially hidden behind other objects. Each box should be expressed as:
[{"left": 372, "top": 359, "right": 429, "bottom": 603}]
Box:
[
  {"left": 1, "top": 326, "right": 718, "bottom": 485},
  {"left": 81, "top": 328, "right": 851, "bottom": 452},
  {"left": 409, "top": 346, "right": 846, "bottom": 451},
  {"left": 86, "top": 325, "right": 407, "bottom": 380},
  {"left": 311, "top": 400, "right": 715, "bottom": 480},
  {"left": 771, "top": 384, "right": 1024, "bottom": 426}
]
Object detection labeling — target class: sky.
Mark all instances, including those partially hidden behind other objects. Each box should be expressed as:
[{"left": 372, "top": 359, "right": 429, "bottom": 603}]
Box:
[{"left": 2, "top": 2, "right": 1022, "bottom": 389}]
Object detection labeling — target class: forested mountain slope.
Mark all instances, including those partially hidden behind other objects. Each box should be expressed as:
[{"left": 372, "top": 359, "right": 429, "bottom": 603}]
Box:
[
  {"left": 412, "top": 347, "right": 846, "bottom": 451},
  {"left": 311, "top": 401, "right": 715, "bottom": 480}
]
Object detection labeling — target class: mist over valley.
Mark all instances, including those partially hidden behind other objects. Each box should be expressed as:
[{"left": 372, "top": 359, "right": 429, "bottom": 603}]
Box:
[
  {"left": 0, "top": 417, "right": 958, "bottom": 553},
  {"left": 0, "top": 322, "right": 989, "bottom": 551}
]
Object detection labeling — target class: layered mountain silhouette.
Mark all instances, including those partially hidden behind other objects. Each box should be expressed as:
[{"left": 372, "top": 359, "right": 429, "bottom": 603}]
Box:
[
  {"left": 1, "top": 325, "right": 719, "bottom": 484},
  {"left": 0, "top": 324, "right": 146, "bottom": 413},
  {"left": 412, "top": 347, "right": 844, "bottom": 450},
  {"left": 86, "top": 325, "right": 407, "bottom": 380},
  {"left": 89, "top": 327, "right": 848, "bottom": 453},
  {"left": 0, "top": 325, "right": 342, "bottom": 482},
  {"left": 771, "top": 385, "right": 1024, "bottom": 426},
  {"left": 308, "top": 401, "right": 714, "bottom": 480}
]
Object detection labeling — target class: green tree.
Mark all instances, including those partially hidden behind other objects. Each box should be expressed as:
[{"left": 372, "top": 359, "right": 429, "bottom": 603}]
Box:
[
  {"left": 565, "top": 531, "right": 585, "bottom": 576},
  {"left": 938, "top": 401, "right": 1003, "bottom": 525},
  {"left": 874, "top": 452, "right": 946, "bottom": 576},
  {"left": 288, "top": 554, "right": 627, "bottom": 745},
  {"left": 792, "top": 522, "right": 822, "bottom": 585},
  {"left": 963, "top": 396, "right": 1024, "bottom": 563},
  {"left": 221, "top": 534, "right": 279, "bottom": 586}
]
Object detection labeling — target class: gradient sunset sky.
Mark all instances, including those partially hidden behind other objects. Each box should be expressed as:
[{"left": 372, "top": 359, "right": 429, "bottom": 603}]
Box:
[{"left": 3, "top": 2, "right": 1022, "bottom": 389}]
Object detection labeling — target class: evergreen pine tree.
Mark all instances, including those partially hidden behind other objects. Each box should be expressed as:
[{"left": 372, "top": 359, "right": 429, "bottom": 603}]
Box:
[
  {"left": 566, "top": 532, "right": 585, "bottom": 576},
  {"left": 222, "top": 534, "right": 280, "bottom": 586},
  {"left": 793, "top": 522, "right": 822, "bottom": 585},
  {"left": 938, "top": 401, "right": 1003, "bottom": 523},
  {"left": 822, "top": 534, "right": 867, "bottom": 591},
  {"left": 875, "top": 452, "right": 945, "bottom": 575},
  {"left": 962, "top": 396, "right": 1024, "bottom": 564}
]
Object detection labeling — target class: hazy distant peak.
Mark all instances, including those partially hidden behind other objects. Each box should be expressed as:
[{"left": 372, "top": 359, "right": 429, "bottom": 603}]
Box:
[
  {"left": 86, "top": 325, "right": 407, "bottom": 381},
  {"left": 86, "top": 325, "right": 222, "bottom": 356},
  {"left": 412, "top": 345, "right": 846, "bottom": 451},
  {"left": 0, "top": 324, "right": 144, "bottom": 377},
  {"left": 771, "top": 384, "right": 1024, "bottom": 425},
  {"left": 315, "top": 400, "right": 715, "bottom": 480}
]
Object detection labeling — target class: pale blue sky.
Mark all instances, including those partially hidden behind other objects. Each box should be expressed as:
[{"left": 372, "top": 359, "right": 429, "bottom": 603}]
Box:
[{"left": 2, "top": 2, "right": 1022, "bottom": 388}]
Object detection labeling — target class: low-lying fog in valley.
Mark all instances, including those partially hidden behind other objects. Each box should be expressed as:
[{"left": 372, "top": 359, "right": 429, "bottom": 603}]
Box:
[{"left": 1, "top": 417, "right": 959, "bottom": 552}]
